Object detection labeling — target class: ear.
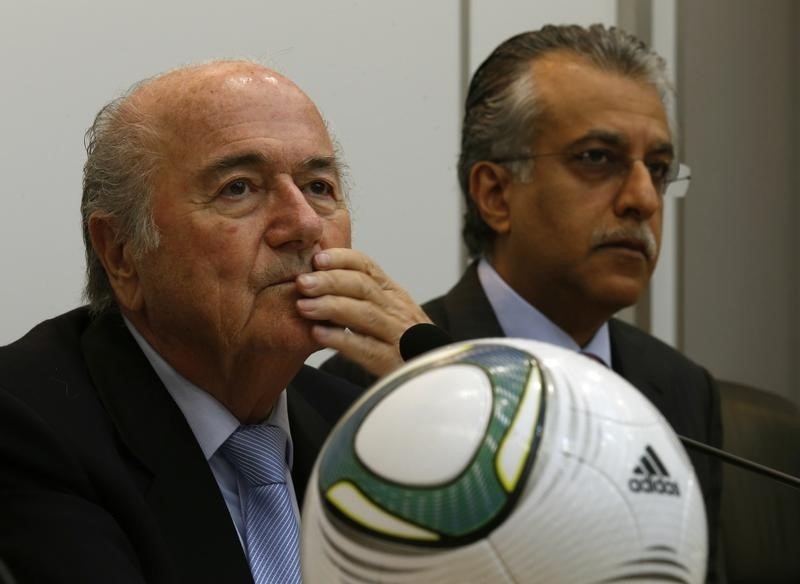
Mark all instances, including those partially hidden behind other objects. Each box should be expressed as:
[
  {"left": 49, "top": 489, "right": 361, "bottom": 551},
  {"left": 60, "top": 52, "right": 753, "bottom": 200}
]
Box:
[
  {"left": 468, "top": 161, "right": 513, "bottom": 236},
  {"left": 87, "top": 213, "right": 145, "bottom": 312}
]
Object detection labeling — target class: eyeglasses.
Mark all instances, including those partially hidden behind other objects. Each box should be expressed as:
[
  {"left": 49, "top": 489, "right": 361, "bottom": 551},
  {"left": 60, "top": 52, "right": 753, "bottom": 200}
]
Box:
[{"left": 490, "top": 149, "right": 692, "bottom": 198}]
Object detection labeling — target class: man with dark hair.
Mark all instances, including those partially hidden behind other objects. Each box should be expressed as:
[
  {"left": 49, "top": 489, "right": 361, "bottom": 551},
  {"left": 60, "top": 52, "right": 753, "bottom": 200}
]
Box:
[
  {"left": 322, "top": 24, "right": 723, "bottom": 582},
  {"left": 0, "top": 60, "right": 428, "bottom": 583}
]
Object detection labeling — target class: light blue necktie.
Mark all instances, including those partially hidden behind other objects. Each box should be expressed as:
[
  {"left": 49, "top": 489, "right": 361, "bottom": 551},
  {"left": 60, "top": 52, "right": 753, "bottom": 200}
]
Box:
[{"left": 222, "top": 424, "right": 301, "bottom": 584}]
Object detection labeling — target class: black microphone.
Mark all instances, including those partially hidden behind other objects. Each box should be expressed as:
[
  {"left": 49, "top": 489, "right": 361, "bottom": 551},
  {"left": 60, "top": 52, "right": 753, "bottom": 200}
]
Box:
[
  {"left": 399, "top": 323, "right": 454, "bottom": 362},
  {"left": 397, "top": 324, "right": 800, "bottom": 491}
]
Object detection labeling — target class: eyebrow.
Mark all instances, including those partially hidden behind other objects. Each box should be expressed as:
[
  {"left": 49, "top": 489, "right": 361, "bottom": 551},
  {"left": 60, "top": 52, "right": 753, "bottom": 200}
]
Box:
[
  {"left": 568, "top": 130, "right": 675, "bottom": 157},
  {"left": 197, "top": 152, "right": 344, "bottom": 186},
  {"left": 300, "top": 154, "right": 339, "bottom": 170},
  {"left": 298, "top": 155, "right": 345, "bottom": 182},
  {"left": 198, "top": 152, "right": 269, "bottom": 186}
]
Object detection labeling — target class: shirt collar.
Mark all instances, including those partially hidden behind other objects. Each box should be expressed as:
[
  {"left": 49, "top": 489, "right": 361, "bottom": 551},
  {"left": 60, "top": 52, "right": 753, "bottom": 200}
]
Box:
[
  {"left": 477, "top": 258, "right": 611, "bottom": 366},
  {"left": 123, "top": 318, "right": 294, "bottom": 467}
]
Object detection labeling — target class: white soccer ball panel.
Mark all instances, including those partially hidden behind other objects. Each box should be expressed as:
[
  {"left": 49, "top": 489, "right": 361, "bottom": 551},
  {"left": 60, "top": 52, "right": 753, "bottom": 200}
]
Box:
[
  {"left": 355, "top": 364, "right": 493, "bottom": 486},
  {"left": 490, "top": 450, "right": 640, "bottom": 583},
  {"left": 591, "top": 420, "right": 708, "bottom": 571}
]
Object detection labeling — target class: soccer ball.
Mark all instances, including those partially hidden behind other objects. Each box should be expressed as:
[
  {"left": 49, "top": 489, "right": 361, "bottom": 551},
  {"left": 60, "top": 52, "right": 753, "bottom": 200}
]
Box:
[{"left": 302, "top": 339, "right": 707, "bottom": 583}]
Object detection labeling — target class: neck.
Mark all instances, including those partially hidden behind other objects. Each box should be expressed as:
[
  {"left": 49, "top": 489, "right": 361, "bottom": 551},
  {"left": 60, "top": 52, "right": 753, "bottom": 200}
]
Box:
[
  {"left": 207, "top": 356, "right": 302, "bottom": 424},
  {"left": 486, "top": 256, "right": 612, "bottom": 348},
  {"left": 124, "top": 312, "right": 304, "bottom": 424},
  {"left": 538, "top": 305, "right": 605, "bottom": 348}
]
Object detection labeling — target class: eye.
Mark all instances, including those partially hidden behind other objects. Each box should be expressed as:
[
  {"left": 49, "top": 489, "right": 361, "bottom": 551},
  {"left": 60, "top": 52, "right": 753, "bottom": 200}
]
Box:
[
  {"left": 645, "top": 160, "right": 673, "bottom": 182},
  {"left": 573, "top": 148, "right": 616, "bottom": 167},
  {"left": 301, "top": 180, "right": 336, "bottom": 199},
  {"left": 567, "top": 148, "right": 623, "bottom": 181},
  {"left": 219, "top": 179, "right": 260, "bottom": 199}
]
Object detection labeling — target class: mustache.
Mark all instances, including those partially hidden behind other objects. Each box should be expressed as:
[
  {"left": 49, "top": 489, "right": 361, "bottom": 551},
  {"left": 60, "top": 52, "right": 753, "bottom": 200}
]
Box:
[
  {"left": 590, "top": 225, "right": 658, "bottom": 261},
  {"left": 255, "top": 255, "right": 315, "bottom": 288}
]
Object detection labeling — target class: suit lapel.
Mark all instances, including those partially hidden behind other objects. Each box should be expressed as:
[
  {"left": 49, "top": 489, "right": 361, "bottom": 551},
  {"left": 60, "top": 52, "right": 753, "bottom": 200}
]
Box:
[
  {"left": 608, "top": 319, "right": 666, "bottom": 411},
  {"left": 81, "top": 311, "right": 253, "bottom": 584},
  {"left": 287, "top": 365, "right": 363, "bottom": 507},
  {"left": 441, "top": 262, "right": 505, "bottom": 341}
]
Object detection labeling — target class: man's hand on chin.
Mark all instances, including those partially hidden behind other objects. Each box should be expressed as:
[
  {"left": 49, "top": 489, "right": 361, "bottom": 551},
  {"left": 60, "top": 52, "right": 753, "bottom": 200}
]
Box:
[{"left": 295, "top": 248, "right": 431, "bottom": 377}]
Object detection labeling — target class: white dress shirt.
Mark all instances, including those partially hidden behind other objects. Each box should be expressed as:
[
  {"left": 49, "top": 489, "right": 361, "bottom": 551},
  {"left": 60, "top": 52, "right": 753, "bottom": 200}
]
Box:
[
  {"left": 123, "top": 319, "right": 298, "bottom": 546},
  {"left": 477, "top": 258, "right": 611, "bottom": 366}
]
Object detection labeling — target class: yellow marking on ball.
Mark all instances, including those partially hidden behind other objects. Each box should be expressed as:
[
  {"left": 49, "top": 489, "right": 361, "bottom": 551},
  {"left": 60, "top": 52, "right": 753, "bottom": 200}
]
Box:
[{"left": 326, "top": 481, "right": 441, "bottom": 542}]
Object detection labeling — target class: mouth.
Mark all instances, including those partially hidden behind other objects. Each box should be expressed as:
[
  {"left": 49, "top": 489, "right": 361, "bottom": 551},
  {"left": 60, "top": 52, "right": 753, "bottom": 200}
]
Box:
[
  {"left": 595, "top": 239, "right": 650, "bottom": 259},
  {"left": 271, "top": 276, "right": 299, "bottom": 286},
  {"left": 263, "top": 271, "right": 310, "bottom": 290}
]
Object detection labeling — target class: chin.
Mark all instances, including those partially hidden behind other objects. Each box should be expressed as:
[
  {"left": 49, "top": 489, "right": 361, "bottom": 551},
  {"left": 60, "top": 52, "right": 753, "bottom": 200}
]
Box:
[
  {"left": 593, "top": 279, "right": 647, "bottom": 313},
  {"left": 277, "top": 322, "right": 320, "bottom": 355},
  {"left": 247, "top": 311, "right": 318, "bottom": 357}
]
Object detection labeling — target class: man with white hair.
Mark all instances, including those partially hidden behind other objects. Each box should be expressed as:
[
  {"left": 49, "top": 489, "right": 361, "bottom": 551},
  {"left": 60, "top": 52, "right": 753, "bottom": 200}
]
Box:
[{"left": 0, "top": 60, "right": 428, "bottom": 583}]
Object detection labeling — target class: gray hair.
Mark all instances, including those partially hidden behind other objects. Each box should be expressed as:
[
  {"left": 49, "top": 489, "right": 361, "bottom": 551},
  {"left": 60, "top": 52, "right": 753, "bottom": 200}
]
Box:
[
  {"left": 459, "top": 24, "right": 674, "bottom": 257},
  {"left": 81, "top": 78, "right": 163, "bottom": 313}
]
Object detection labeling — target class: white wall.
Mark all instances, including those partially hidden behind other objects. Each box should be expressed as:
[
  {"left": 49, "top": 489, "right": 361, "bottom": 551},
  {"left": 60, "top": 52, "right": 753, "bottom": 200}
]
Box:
[{"left": 468, "top": 0, "right": 617, "bottom": 74}]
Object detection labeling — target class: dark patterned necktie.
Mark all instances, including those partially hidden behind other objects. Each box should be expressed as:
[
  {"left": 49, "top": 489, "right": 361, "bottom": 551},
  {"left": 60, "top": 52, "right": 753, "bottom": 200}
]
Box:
[{"left": 581, "top": 351, "right": 607, "bottom": 367}]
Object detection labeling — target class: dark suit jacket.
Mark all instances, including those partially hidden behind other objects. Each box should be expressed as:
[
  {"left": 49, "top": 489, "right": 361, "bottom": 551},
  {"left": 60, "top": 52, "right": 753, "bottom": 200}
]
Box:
[
  {"left": 0, "top": 307, "right": 362, "bottom": 584},
  {"left": 323, "top": 262, "right": 725, "bottom": 582}
]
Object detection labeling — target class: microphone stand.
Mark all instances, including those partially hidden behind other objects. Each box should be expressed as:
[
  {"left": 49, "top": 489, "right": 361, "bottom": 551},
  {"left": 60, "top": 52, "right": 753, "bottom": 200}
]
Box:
[{"left": 679, "top": 435, "right": 800, "bottom": 490}]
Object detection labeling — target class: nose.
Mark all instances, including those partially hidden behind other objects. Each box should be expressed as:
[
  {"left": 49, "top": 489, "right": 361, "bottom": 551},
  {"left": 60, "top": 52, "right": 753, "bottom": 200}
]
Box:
[
  {"left": 263, "top": 177, "right": 324, "bottom": 250},
  {"left": 613, "top": 160, "right": 661, "bottom": 221}
]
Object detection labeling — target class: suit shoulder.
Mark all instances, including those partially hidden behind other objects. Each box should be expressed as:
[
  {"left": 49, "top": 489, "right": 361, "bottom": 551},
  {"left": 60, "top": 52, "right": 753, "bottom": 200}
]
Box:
[
  {"left": 421, "top": 294, "right": 448, "bottom": 329},
  {"left": 609, "top": 318, "right": 712, "bottom": 385},
  {"left": 1, "top": 307, "right": 92, "bottom": 353},
  {"left": 0, "top": 307, "right": 116, "bottom": 437},
  {"left": 0, "top": 307, "right": 93, "bottom": 384}
]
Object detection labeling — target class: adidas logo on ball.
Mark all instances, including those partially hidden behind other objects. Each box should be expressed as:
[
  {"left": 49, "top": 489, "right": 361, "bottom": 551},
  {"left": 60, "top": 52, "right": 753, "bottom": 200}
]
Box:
[{"left": 628, "top": 445, "right": 681, "bottom": 496}]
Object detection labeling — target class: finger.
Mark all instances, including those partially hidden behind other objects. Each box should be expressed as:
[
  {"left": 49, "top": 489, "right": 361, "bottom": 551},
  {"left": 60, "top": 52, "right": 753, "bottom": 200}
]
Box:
[
  {"left": 313, "top": 248, "right": 392, "bottom": 284},
  {"left": 312, "top": 325, "right": 401, "bottom": 377},
  {"left": 296, "top": 269, "right": 380, "bottom": 301},
  {"left": 297, "top": 295, "right": 402, "bottom": 341},
  {"left": 297, "top": 265, "right": 430, "bottom": 327},
  {"left": 305, "top": 250, "right": 422, "bottom": 313}
]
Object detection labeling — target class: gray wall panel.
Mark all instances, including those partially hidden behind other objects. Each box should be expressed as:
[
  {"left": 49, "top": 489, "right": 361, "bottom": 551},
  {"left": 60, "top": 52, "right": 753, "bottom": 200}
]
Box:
[{"left": 678, "top": 0, "right": 797, "bottom": 402}]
